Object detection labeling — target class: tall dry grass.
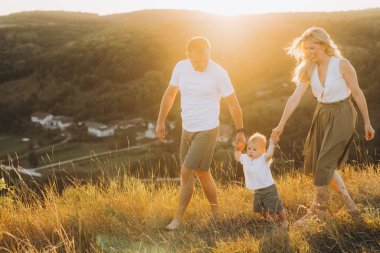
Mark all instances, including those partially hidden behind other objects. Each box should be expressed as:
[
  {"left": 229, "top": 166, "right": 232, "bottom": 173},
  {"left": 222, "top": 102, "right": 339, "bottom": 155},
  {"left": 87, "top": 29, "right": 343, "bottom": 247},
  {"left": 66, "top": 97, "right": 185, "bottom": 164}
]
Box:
[{"left": 0, "top": 162, "right": 379, "bottom": 252}]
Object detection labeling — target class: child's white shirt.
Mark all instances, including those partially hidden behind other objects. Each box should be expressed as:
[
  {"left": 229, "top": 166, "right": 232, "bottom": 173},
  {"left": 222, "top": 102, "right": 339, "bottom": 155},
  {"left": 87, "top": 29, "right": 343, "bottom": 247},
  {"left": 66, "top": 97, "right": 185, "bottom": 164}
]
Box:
[{"left": 239, "top": 153, "right": 275, "bottom": 190}]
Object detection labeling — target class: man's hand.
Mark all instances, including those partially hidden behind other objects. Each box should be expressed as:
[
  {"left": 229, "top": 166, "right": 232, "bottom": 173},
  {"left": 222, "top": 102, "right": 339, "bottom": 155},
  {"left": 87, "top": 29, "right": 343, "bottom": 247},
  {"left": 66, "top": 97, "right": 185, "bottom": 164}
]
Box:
[
  {"left": 156, "top": 122, "right": 166, "bottom": 142},
  {"left": 156, "top": 85, "right": 179, "bottom": 143},
  {"left": 224, "top": 93, "right": 245, "bottom": 151},
  {"left": 365, "top": 123, "right": 375, "bottom": 141},
  {"left": 235, "top": 132, "right": 246, "bottom": 151}
]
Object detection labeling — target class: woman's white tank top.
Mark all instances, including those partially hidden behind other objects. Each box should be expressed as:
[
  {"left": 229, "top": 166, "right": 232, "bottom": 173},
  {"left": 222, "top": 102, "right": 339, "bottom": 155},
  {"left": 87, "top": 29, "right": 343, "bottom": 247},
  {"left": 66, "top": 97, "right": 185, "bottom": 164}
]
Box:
[{"left": 310, "top": 56, "right": 351, "bottom": 103}]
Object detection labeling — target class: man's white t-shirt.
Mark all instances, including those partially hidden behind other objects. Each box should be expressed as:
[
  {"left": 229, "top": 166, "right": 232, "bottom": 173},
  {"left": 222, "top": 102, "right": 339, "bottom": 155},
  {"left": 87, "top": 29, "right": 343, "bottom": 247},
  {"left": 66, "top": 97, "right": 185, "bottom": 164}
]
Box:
[
  {"left": 169, "top": 59, "right": 235, "bottom": 132},
  {"left": 239, "top": 153, "right": 275, "bottom": 190}
]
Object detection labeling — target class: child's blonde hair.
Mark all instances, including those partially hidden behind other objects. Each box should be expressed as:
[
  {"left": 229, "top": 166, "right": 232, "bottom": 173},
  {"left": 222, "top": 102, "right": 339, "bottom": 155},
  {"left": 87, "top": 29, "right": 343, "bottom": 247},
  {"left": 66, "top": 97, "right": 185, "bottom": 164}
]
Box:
[{"left": 248, "top": 132, "right": 267, "bottom": 148}]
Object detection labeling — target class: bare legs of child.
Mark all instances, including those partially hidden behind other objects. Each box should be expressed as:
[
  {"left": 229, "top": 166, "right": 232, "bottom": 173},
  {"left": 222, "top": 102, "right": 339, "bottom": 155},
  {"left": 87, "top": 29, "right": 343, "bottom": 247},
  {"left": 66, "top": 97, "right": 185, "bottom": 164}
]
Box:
[
  {"left": 277, "top": 210, "right": 289, "bottom": 228},
  {"left": 259, "top": 210, "right": 289, "bottom": 229}
]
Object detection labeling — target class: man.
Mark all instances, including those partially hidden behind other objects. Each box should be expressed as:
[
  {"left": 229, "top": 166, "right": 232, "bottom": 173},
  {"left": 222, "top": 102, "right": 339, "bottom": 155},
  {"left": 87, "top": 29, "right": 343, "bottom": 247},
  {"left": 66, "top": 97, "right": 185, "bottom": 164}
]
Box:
[{"left": 156, "top": 36, "right": 245, "bottom": 230}]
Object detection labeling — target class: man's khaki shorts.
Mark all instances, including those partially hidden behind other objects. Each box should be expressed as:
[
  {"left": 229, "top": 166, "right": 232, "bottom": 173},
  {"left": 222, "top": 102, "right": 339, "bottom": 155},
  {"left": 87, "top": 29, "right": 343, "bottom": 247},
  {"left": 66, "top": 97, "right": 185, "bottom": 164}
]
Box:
[{"left": 180, "top": 127, "right": 218, "bottom": 171}]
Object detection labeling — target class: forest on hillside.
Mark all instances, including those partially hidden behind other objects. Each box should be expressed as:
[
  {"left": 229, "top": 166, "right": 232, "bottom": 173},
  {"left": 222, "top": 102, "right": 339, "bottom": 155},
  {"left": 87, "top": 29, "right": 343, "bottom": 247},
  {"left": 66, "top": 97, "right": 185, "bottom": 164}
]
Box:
[{"left": 0, "top": 10, "right": 379, "bottom": 158}]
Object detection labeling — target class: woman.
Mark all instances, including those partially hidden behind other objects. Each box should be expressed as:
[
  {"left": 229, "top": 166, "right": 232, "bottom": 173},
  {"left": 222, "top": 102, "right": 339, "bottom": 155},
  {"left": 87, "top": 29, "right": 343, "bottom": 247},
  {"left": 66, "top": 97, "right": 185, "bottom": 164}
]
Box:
[{"left": 271, "top": 27, "right": 375, "bottom": 223}]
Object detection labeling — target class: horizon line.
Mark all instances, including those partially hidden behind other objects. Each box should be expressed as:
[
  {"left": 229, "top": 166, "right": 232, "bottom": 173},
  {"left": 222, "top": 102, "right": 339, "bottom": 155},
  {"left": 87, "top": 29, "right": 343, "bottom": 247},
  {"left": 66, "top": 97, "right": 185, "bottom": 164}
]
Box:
[{"left": 1, "top": 7, "right": 380, "bottom": 18}]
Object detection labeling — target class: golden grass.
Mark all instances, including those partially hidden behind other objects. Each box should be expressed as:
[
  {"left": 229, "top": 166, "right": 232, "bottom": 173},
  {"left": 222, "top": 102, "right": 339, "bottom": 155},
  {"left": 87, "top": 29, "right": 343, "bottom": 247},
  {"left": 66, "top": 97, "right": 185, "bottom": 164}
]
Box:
[{"left": 0, "top": 164, "right": 379, "bottom": 252}]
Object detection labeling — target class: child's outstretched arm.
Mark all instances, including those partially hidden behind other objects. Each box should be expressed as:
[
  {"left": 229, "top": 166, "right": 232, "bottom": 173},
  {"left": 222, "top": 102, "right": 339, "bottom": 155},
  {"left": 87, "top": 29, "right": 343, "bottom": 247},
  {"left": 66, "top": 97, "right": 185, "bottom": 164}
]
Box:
[
  {"left": 234, "top": 148, "right": 242, "bottom": 162},
  {"left": 265, "top": 138, "right": 275, "bottom": 163}
]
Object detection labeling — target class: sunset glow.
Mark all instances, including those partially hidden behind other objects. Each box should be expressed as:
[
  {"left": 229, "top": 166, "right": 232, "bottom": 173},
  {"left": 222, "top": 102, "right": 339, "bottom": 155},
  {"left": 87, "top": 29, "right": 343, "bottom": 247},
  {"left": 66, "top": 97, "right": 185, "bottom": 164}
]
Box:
[{"left": 1, "top": 0, "right": 379, "bottom": 16}]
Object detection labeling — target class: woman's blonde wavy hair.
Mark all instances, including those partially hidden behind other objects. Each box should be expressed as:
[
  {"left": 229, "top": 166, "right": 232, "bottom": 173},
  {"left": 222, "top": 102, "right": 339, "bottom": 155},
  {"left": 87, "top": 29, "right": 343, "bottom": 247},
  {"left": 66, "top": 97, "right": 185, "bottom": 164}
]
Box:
[{"left": 286, "top": 27, "right": 341, "bottom": 84}]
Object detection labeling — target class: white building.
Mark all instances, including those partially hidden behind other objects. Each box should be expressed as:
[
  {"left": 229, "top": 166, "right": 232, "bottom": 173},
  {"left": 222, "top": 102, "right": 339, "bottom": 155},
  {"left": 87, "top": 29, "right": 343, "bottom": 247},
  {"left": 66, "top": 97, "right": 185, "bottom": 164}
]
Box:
[
  {"left": 51, "top": 116, "right": 74, "bottom": 130},
  {"left": 31, "top": 112, "right": 53, "bottom": 126},
  {"left": 144, "top": 122, "right": 156, "bottom": 139},
  {"left": 31, "top": 112, "right": 74, "bottom": 130},
  {"left": 167, "top": 120, "right": 176, "bottom": 130},
  {"left": 87, "top": 122, "right": 115, "bottom": 137},
  {"left": 118, "top": 118, "right": 146, "bottom": 130}
]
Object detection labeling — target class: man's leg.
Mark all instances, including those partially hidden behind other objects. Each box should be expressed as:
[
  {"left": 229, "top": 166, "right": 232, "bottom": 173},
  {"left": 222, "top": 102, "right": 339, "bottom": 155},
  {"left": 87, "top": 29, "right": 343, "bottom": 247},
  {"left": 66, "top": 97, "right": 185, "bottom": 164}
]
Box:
[
  {"left": 195, "top": 169, "right": 219, "bottom": 217},
  {"left": 330, "top": 170, "right": 359, "bottom": 215},
  {"left": 166, "top": 167, "right": 195, "bottom": 230}
]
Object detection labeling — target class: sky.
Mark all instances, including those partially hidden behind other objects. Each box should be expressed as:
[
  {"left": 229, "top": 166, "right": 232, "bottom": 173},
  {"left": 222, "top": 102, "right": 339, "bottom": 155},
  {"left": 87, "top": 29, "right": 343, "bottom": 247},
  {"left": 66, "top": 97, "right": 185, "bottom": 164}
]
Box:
[{"left": 0, "top": 0, "right": 379, "bottom": 16}]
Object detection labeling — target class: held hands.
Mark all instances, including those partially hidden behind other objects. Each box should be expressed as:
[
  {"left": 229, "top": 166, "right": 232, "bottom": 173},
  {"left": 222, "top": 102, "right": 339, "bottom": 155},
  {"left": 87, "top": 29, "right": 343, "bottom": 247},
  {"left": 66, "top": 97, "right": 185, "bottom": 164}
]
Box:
[
  {"left": 269, "top": 137, "right": 278, "bottom": 145},
  {"left": 235, "top": 132, "right": 246, "bottom": 151},
  {"left": 156, "top": 122, "right": 165, "bottom": 142},
  {"left": 365, "top": 124, "right": 375, "bottom": 141},
  {"left": 271, "top": 125, "right": 284, "bottom": 143}
]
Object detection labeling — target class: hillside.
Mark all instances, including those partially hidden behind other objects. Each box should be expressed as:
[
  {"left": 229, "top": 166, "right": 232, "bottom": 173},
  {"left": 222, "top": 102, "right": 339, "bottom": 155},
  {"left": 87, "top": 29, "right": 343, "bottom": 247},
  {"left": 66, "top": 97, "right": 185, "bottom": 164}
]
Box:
[
  {"left": 0, "top": 165, "right": 378, "bottom": 252},
  {"left": 0, "top": 9, "right": 379, "bottom": 156}
]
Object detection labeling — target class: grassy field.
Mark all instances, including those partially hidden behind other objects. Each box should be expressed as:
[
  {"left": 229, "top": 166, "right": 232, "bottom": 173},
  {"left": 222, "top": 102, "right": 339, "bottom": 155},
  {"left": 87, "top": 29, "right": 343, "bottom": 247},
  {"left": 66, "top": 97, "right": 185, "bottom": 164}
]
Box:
[
  {"left": 36, "top": 142, "right": 118, "bottom": 165},
  {"left": 0, "top": 129, "right": 62, "bottom": 161},
  {"left": 0, "top": 163, "right": 379, "bottom": 252},
  {"left": 7, "top": 139, "right": 141, "bottom": 168},
  {"left": 32, "top": 147, "right": 171, "bottom": 185},
  {"left": 0, "top": 135, "right": 29, "bottom": 158}
]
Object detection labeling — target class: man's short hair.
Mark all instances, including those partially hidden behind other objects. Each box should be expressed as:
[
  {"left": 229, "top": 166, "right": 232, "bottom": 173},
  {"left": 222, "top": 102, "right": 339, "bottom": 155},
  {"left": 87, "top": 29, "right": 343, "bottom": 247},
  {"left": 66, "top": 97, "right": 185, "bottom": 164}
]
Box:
[{"left": 186, "top": 36, "right": 211, "bottom": 53}]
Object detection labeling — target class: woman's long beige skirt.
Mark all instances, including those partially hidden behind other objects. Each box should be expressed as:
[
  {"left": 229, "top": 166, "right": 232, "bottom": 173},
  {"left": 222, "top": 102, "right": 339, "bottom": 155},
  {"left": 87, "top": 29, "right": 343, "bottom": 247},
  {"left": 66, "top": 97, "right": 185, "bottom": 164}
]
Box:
[{"left": 303, "top": 97, "right": 357, "bottom": 186}]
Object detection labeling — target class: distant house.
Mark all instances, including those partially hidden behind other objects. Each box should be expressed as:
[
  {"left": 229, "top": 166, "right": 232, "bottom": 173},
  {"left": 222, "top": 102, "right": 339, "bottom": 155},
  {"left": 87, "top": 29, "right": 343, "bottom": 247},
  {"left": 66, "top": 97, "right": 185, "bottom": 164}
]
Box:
[
  {"left": 144, "top": 122, "right": 156, "bottom": 139},
  {"left": 59, "top": 116, "right": 74, "bottom": 130},
  {"left": 87, "top": 122, "right": 115, "bottom": 137},
  {"left": 31, "top": 112, "right": 74, "bottom": 130},
  {"left": 118, "top": 118, "right": 146, "bottom": 130},
  {"left": 167, "top": 120, "right": 176, "bottom": 130},
  {"left": 217, "top": 124, "right": 233, "bottom": 143},
  {"left": 134, "top": 121, "right": 178, "bottom": 142},
  {"left": 51, "top": 116, "right": 74, "bottom": 130},
  {"left": 31, "top": 112, "right": 53, "bottom": 126}
]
